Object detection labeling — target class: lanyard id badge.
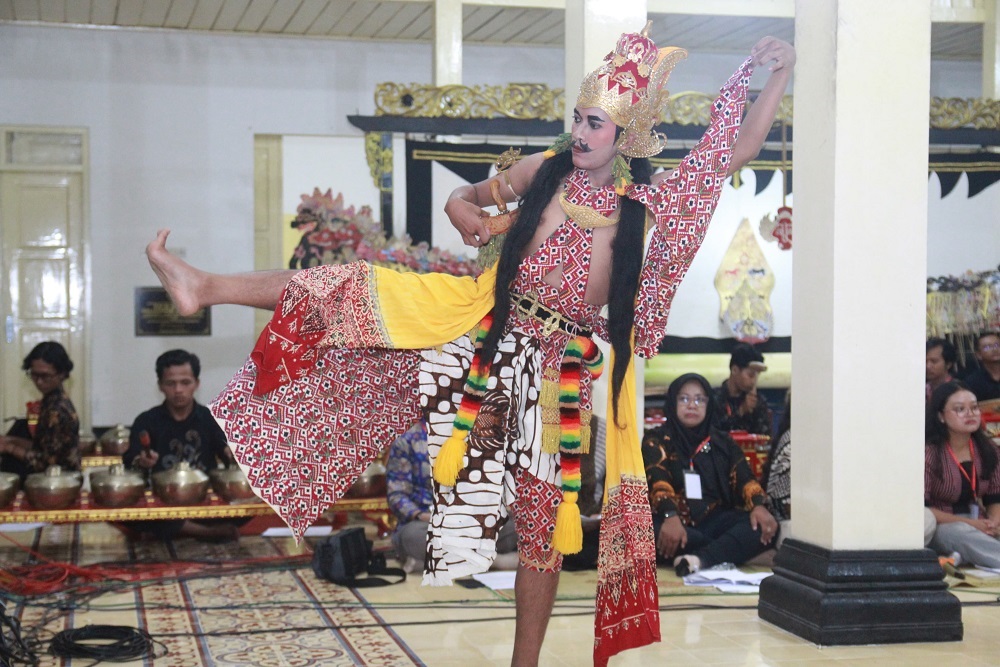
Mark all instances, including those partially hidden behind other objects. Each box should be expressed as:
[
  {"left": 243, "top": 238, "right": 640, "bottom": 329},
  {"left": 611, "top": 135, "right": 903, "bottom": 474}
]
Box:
[
  {"left": 684, "top": 471, "right": 703, "bottom": 500},
  {"left": 685, "top": 436, "right": 711, "bottom": 501}
]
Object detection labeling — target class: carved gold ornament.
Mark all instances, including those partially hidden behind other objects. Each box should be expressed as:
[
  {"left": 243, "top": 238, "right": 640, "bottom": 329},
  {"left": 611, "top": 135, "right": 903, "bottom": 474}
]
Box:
[
  {"left": 373, "top": 82, "right": 999, "bottom": 131},
  {"left": 930, "top": 97, "right": 1000, "bottom": 129},
  {"left": 374, "top": 83, "right": 564, "bottom": 121},
  {"left": 364, "top": 132, "right": 393, "bottom": 192}
]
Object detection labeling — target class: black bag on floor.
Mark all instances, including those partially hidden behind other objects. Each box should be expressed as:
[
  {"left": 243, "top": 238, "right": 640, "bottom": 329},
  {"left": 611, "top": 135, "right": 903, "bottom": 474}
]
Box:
[{"left": 311, "top": 527, "right": 406, "bottom": 587}]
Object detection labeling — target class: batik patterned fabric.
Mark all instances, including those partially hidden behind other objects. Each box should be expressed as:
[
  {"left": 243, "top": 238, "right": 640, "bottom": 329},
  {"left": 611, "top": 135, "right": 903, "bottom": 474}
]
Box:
[
  {"left": 420, "top": 329, "right": 564, "bottom": 582},
  {"left": 509, "top": 178, "right": 606, "bottom": 454},
  {"left": 594, "top": 474, "right": 658, "bottom": 658},
  {"left": 249, "top": 262, "right": 390, "bottom": 396},
  {"left": 214, "top": 346, "right": 422, "bottom": 538},
  {"left": 626, "top": 57, "right": 753, "bottom": 359},
  {"left": 26, "top": 387, "right": 80, "bottom": 473},
  {"left": 386, "top": 422, "right": 434, "bottom": 523}
]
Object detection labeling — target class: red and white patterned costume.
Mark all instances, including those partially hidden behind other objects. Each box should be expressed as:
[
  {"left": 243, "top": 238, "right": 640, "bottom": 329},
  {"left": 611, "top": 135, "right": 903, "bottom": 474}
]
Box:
[{"left": 211, "top": 57, "right": 752, "bottom": 663}]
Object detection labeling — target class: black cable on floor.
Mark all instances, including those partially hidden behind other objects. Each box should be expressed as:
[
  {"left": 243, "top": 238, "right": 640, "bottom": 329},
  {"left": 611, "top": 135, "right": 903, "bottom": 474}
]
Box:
[
  {"left": 48, "top": 625, "right": 167, "bottom": 663},
  {"left": 0, "top": 600, "right": 38, "bottom": 666}
]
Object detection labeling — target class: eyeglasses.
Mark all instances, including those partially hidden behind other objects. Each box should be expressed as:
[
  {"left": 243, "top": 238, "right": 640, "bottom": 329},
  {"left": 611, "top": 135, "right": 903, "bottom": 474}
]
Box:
[
  {"left": 981, "top": 343, "right": 1000, "bottom": 352},
  {"left": 677, "top": 395, "right": 708, "bottom": 407},
  {"left": 948, "top": 404, "right": 982, "bottom": 416},
  {"left": 25, "top": 370, "right": 57, "bottom": 381}
]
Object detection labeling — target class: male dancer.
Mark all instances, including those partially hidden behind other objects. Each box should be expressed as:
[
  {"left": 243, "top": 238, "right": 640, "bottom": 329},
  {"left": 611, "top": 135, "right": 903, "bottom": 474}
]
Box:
[{"left": 147, "top": 27, "right": 793, "bottom": 666}]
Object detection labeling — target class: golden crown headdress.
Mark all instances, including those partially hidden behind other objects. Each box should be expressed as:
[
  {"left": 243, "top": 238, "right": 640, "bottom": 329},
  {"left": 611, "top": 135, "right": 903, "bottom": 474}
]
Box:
[{"left": 575, "top": 21, "right": 687, "bottom": 158}]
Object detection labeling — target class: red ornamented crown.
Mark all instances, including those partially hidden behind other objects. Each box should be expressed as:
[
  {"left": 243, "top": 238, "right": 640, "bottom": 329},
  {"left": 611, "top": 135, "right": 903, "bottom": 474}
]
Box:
[{"left": 576, "top": 21, "right": 687, "bottom": 158}]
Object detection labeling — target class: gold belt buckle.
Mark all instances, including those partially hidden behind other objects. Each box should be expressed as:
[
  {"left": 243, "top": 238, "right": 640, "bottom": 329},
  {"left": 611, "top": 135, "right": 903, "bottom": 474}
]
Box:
[{"left": 541, "top": 311, "right": 560, "bottom": 337}]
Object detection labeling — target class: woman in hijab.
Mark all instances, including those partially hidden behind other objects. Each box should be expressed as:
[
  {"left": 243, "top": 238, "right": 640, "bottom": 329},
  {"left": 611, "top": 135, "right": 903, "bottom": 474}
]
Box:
[{"left": 642, "top": 373, "right": 778, "bottom": 575}]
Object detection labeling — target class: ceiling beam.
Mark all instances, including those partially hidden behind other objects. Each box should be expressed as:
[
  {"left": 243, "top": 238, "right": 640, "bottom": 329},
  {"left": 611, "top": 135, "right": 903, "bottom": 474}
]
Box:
[
  {"left": 648, "top": 0, "right": 793, "bottom": 17},
  {"left": 463, "top": 0, "right": 991, "bottom": 23},
  {"left": 930, "top": 0, "right": 990, "bottom": 23},
  {"left": 466, "top": 0, "right": 565, "bottom": 8}
]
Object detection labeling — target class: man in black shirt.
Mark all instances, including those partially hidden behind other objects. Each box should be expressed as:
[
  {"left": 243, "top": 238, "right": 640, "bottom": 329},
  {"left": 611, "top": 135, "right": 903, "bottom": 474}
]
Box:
[
  {"left": 122, "top": 349, "right": 241, "bottom": 541},
  {"left": 965, "top": 332, "right": 1000, "bottom": 403},
  {"left": 714, "top": 343, "right": 773, "bottom": 438}
]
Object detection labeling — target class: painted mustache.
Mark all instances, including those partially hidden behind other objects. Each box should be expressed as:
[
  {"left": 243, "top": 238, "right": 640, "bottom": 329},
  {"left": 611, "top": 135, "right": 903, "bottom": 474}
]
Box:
[{"left": 573, "top": 141, "right": 592, "bottom": 153}]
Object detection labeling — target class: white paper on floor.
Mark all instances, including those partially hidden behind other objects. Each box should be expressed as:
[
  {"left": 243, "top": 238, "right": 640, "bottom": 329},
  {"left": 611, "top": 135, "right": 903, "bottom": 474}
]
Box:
[
  {"left": 261, "top": 526, "right": 333, "bottom": 537},
  {"left": 683, "top": 567, "right": 771, "bottom": 592},
  {"left": 0, "top": 523, "right": 48, "bottom": 533},
  {"left": 472, "top": 570, "right": 518, "bottom": 590}
]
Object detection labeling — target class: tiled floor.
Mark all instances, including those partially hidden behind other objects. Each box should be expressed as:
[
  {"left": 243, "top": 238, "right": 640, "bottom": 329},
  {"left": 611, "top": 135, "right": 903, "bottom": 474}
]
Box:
[{"left": 2, "top": 522, "right": 999, "bottom": 666}]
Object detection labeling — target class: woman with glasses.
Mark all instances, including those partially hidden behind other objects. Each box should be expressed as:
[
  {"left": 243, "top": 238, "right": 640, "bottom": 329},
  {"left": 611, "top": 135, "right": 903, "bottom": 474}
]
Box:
[
  {"left": 0, "top": 341, "right": 80, "bottom": 479},
  {"left": 642, "top": 372, "right": 778, "bottom": 576},
  {"left": 925, "top": 381, "right": 1000, "bottom": 567}
]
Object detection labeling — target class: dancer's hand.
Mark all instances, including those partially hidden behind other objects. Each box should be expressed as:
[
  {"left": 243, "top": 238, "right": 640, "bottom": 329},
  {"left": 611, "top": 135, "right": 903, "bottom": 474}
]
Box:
[
  {"left": 750, "top": 36, "right": 795, "bottom": 73},
  {"left": 445, "top": 194, "right": 491, "bottom": 248}
]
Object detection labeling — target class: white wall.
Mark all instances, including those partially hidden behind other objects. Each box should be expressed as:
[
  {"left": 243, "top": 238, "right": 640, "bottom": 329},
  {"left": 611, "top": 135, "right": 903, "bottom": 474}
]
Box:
[
  {"left": 927, "top": 173, "right": 1000, "bottom": 275},
  {"left": 0, "top": 23, "right": 994, "bottom": 424}
]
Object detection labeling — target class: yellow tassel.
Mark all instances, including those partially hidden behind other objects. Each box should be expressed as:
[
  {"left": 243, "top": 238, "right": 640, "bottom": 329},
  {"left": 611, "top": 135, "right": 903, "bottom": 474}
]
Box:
[
  {"left": 550, "top": 491, "right": 583, "bottom": 555},
  {"left": 614, "top": 184, "right": 626, "bottom": 196},
  {"left": 542, "top": 149, "right": 556, "bottom": 159},
  {"left": 433, "top": 430, "right": 469, "bottom": 486}
]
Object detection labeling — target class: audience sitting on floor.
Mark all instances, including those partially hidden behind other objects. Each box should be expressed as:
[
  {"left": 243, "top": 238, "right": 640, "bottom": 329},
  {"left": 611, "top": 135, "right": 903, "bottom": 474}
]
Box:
[
  {"left": 643, "top": 373, "right": 778, "bottom": 576},
  {"left": 121, "top": 349, "right": 244, "bottom": 542},
  {"left": 762, "top": 389, "right": 791, "bottom": 543},
  {"left": 0, "top": 341, "right": 80, "bottom": 480},
  {"left": 924, "top": 381, "right": 1000, "bottom": 568},
  {"left": 386, "top": 420, "right": 517, "bottom": 573},
  {"left": 714, "top": 343, "right": 773, "bottom": 438},
  {"left": 926, "top": 337, "right": 957, "bottom": 402},
  {"left": 965, "top": 332, "right": 1000, "bottom": 403}
]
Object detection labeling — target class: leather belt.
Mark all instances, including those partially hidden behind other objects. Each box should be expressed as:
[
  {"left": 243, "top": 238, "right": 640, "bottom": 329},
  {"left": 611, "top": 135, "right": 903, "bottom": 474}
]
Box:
[{"left": 513, "top": 292, "right": 592, "bottom": 338}]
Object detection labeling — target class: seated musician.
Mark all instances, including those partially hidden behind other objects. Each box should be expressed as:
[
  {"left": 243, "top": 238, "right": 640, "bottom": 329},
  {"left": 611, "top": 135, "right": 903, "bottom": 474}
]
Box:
[{"left": 121, "top": 349, "right": 243, "bottom": 542}]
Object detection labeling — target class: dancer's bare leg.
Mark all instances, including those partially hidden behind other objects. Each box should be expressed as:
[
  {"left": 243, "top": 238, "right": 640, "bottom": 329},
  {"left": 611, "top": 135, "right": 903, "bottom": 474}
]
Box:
[
  {"left": 146, "top": 229, "right": 296, "bottom": 315},
  {"left": 511, "top": 566, "right": 558, "bottom": 666}
]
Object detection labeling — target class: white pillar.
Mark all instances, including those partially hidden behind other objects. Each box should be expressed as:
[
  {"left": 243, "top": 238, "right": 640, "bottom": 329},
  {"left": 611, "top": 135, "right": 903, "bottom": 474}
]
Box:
[
  {"left": 433, "top": 0, "right": 463, "bottom": 86},
  {"left": 564, "top": 0, "right": 648, "bottom": 130},
  {"left": 757, "top": 0, "right": 956, "bottom": 646},
  {"left": 791, "top": 0, "right": 929, "bottom": 550},
  {"left": 984, "top": 0, "right": 1000, "bottom": 98}
]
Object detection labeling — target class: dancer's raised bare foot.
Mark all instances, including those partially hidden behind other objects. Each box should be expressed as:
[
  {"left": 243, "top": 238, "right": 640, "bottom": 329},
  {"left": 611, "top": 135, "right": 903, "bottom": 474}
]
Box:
[{"left": 146, "top": 229, "right": 208, "bottom": 316}]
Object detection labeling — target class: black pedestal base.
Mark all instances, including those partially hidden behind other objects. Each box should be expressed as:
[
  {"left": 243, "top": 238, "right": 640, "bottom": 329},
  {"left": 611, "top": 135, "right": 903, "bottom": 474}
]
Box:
[{"left": 758, "top": 538, "right": 963, "bottom": 644}]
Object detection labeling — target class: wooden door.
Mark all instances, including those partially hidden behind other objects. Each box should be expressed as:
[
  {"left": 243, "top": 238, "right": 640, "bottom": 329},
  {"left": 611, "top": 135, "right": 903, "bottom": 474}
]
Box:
[{"left": 0, "top": 127, "right": 89, "bottom": 431}]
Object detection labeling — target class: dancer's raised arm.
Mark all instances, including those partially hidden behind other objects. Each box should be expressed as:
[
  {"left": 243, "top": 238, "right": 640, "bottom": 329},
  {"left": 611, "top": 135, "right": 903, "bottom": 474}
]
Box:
[{"left": 729, "top": 36, "right": 795, "bottom": 176}]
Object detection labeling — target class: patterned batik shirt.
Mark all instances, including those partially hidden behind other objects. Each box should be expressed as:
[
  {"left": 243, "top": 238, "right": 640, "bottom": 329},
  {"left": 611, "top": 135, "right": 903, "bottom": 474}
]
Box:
[
  {"left": 766, "top": 430, "right": 791, "bottom": 521},
  {"left": 26, "top": 387, "right": 80, "bottom": 472},
  {"left": 386, "top": 421, "right": 433, "bottom": 523}
]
